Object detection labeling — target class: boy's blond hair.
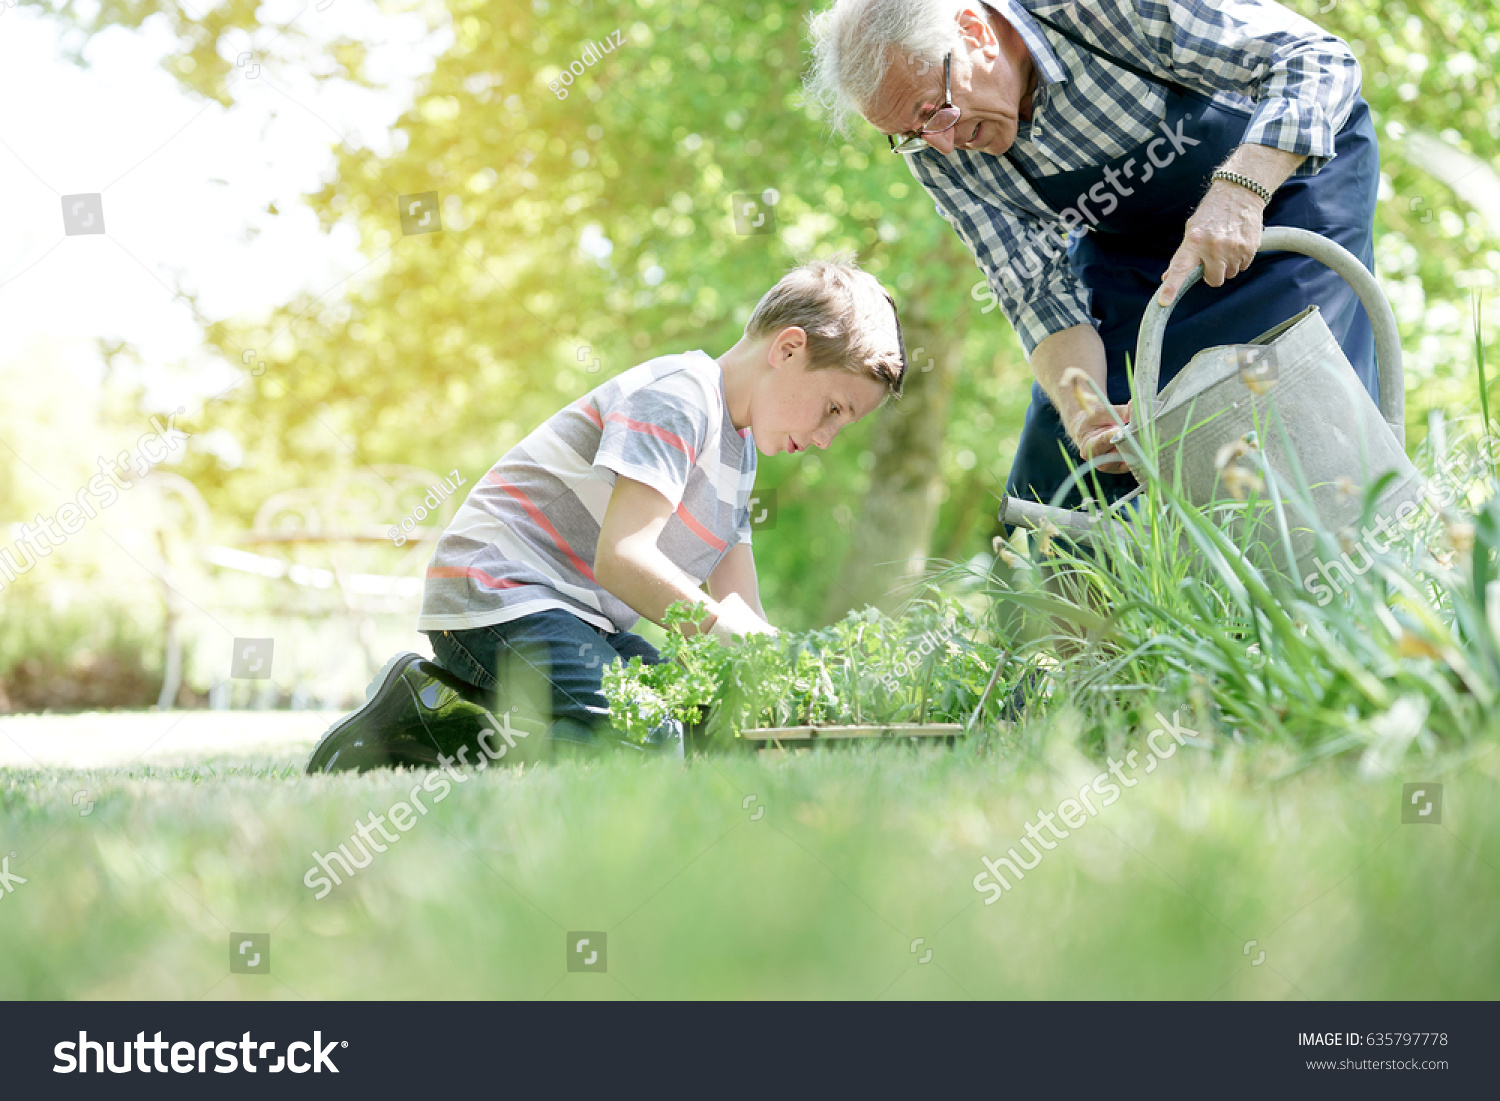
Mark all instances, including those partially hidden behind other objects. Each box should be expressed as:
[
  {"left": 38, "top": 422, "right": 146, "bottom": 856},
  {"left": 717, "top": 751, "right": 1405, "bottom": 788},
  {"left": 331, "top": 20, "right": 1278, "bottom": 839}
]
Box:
[{"left": 745, "top": 255, "right": 907, "bottom": 397}]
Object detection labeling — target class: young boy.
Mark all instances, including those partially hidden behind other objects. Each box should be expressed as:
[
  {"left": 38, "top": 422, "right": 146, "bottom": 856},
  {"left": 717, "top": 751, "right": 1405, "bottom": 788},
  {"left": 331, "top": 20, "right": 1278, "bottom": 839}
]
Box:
[{"left": 308, "top": 256, "right": 906, "bottom": 773}]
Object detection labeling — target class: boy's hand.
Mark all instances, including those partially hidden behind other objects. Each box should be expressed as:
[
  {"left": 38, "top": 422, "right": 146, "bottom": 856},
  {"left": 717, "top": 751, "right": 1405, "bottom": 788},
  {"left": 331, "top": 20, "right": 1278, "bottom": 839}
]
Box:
[{"left": 709, "top": 592, "right": 777, "bottom": 644}]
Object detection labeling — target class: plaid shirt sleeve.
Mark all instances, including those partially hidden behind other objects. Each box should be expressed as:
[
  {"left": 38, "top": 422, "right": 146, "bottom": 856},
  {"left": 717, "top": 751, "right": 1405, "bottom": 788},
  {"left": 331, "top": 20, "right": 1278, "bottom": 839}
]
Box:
[
  {"left": 907, "top": 150, "right": 1095, "bottom": 357},
  {"left": 901, "top": 0, "right": 1361, "bottom": 356},
  {"left": 1101, "top": 0, "right": 1362, "bottom": 175}
]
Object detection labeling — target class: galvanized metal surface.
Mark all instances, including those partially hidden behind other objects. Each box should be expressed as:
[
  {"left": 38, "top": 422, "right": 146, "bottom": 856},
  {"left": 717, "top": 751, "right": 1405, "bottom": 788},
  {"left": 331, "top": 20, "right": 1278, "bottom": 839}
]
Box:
[{"left": 999, "top": 229, "right": 1422, "bottom": 580}]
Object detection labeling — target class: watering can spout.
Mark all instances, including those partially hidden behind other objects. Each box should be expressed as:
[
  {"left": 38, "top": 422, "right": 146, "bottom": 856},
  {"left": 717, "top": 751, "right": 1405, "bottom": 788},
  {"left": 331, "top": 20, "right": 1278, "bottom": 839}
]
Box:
[{"left": 998, "top": 491, "right": 1138, "bottom": 544}]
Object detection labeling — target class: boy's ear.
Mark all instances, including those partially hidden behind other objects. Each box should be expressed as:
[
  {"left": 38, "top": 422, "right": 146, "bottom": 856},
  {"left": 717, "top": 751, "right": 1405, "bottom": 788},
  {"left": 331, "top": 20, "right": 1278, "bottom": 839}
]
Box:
[{"left": 768, "top": 325, "right": 808, "bottom": 368}]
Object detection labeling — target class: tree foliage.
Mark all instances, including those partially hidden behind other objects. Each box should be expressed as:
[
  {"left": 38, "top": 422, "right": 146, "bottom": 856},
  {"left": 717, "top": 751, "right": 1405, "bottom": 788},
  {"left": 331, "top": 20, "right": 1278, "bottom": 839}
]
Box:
[{"left": 41, "top": 0, "right": 1500, "bottom": 629}]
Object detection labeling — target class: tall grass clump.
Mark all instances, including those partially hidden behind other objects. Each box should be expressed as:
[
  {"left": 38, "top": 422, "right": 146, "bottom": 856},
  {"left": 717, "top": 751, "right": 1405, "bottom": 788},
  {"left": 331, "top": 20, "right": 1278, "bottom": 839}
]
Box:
[{"left": 979, "top": 322, "right": 1500, "bottom": 772}]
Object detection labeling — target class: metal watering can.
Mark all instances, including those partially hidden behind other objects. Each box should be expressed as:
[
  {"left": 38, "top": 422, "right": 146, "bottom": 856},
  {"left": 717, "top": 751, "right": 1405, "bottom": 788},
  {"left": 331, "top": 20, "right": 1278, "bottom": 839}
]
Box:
[{"left": 999, "top": 227, "right": 1425, "bottom": 583}]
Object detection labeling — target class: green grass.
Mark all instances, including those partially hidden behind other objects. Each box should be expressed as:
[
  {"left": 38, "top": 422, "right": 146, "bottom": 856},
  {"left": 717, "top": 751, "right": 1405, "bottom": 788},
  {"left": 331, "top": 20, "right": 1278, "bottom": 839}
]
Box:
[
  {"left": 1, "top": 717, "right": 1497, "bottom": 999},
  {"left": 4, "top": 338, "right": 1499, "bottom": 1001}
]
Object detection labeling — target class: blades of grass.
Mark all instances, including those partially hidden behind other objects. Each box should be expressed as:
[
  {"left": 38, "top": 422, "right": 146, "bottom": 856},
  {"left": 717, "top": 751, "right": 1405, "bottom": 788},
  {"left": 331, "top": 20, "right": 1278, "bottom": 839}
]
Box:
[
  {"left": 998, "top": 588, "right": 1116, "bottom": 635},
  {"left": 1241, "top": 396, "right": 1309, "bottom": 581},
  {"left": 1476, "top": 290, "right": 1494, "bottom": 456}
]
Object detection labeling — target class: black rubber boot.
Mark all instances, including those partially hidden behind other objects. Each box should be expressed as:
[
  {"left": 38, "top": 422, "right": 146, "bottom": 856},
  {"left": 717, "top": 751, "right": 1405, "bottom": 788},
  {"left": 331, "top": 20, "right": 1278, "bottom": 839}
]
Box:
[
  {"left": 307, "top": 652, "right": 540, "bottom": 774},
  {"left": 999, "top": 667, "right": 1044, "bottom": 723}
]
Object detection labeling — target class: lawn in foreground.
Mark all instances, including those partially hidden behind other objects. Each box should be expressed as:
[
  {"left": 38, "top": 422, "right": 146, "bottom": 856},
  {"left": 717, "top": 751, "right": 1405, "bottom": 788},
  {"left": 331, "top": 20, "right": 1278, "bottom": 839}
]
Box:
[{"left": 1, "top": 710, "right": 1496, "bottom": 1000}]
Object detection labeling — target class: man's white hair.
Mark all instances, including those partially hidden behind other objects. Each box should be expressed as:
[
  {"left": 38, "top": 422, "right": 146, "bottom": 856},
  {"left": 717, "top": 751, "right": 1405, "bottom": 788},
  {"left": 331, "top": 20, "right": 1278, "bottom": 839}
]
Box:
[{"left": 805, "top": 0, "right": 975, "bottom": 137}]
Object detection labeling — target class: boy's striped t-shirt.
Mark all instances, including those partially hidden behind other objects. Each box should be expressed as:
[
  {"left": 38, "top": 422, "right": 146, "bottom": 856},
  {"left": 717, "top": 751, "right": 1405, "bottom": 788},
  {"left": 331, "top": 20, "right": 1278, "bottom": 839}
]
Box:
[{"left": 418, "top": 350, "right": 758, "bottom": 635}]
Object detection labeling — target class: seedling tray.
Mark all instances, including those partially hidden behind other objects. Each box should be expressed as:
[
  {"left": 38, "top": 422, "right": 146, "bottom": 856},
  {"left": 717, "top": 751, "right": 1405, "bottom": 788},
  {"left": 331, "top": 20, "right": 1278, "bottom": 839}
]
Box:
[{"left": 739, "top": 723, "right": 963, "bottom": 750}]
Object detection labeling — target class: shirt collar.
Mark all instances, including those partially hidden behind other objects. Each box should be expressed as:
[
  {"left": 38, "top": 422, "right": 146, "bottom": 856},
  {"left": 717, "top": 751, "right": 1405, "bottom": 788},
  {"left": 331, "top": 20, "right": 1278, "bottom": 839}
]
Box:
[
  {"left": 698, "top": 350, "right": 751, "bottom": 439},
  {"left": 991, "top": 0, "right": 1068, "bottom": 88}
]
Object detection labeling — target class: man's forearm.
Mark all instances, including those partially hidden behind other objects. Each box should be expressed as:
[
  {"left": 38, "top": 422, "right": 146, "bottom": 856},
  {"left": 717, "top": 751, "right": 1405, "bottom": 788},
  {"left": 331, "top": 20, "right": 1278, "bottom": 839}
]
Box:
[
  {"left": 1212, "top": 144, "right": 1306, "bottom": 200},
  {"left": 1031, "top": 323, "right": 1110, "bottom": 440}
]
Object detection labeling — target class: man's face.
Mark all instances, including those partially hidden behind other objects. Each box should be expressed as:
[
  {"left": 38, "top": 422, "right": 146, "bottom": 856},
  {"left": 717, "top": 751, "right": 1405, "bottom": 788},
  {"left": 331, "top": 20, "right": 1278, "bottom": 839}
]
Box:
[
  {"left": 749, "top": 332, "right": 889, "bottom": 458},
  {"left": 866, "top": 7, "right": 1035, "bottom": 158}
]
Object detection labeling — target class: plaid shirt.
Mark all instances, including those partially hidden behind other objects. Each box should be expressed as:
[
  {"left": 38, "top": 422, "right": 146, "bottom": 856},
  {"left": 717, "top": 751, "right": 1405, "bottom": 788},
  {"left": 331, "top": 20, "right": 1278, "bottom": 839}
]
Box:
[{"left": 905, "top": 0, "right": 1362, "bottom": 356}]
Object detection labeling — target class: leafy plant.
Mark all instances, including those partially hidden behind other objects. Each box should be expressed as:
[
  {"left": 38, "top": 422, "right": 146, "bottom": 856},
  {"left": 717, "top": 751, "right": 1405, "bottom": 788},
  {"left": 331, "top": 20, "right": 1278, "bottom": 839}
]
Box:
[
  {"left": 600, "top": 601, "right": 733, "bottom": 744},
  {"left": 602, "top": 590, "right": 1009, "bottom": 744}
]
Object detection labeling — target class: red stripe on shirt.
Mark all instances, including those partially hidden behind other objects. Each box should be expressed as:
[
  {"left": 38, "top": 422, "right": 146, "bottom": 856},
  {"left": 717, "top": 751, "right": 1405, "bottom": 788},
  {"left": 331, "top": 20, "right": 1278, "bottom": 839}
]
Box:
[
  {"left": 576, "top": 399, "right": 603, "bottom": 428},
  {"left": 426, "top": 565, "right": 526, "bottom": 590},
  {"left": 604, "top": 412, "right": 697, "bottom": 464},
  {"left": 485, "top": 472, "right": 597, "bottom": 582},
  {"left": 674, "top": 501, "right": 727, "bottom": 551}
]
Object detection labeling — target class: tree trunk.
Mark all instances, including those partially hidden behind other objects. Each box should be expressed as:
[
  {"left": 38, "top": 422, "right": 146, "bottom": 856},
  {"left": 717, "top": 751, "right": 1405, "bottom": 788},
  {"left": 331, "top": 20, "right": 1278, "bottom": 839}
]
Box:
[{"left": 821, "top": 317, "right": 963, "bottom": 619}]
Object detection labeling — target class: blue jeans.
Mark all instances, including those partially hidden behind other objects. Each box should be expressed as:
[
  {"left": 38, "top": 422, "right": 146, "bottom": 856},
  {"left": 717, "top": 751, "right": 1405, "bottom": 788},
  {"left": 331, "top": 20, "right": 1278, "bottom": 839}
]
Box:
[{"left": 425, "top": 610, "right": 683, "bottom": 757}]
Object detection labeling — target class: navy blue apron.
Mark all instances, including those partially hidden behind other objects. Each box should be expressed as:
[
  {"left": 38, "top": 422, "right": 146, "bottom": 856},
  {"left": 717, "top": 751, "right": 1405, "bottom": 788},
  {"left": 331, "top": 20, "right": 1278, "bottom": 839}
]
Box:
[{"left": 1002, "top": 14, "right": 1381, "bottom": 514}]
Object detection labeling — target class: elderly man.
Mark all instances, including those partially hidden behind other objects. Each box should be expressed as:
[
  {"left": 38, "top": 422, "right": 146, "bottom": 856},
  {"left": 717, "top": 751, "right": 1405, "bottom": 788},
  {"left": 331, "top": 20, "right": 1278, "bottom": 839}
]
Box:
[{"left": 808, "top": 0, "right": 1380, "bottom": 514}]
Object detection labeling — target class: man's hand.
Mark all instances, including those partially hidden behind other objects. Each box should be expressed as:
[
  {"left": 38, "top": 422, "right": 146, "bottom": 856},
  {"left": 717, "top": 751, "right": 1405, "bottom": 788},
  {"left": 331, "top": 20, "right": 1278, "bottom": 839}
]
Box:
[
  {"left": 1158, "top": 144, "right": 1305, "bottom": 307},
  {"left": 1158, "top": 182, "right": 1265, "bottom": 306},
  {"left": 1067, "top": 400, "right": 1132, "bottom": 476}
]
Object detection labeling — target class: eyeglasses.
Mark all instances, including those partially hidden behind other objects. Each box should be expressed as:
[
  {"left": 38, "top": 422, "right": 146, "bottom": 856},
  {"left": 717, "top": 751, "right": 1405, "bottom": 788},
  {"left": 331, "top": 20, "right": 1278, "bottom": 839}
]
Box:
[{"left": 888, "top": 52, "right": 960, "bottom": 154}]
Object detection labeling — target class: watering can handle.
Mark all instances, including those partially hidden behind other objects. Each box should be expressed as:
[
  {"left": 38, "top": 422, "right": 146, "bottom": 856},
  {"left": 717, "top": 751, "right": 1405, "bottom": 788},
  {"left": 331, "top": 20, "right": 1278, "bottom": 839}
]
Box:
[{"left": 1133, "top": 227, "right": 1406, "bottom": 449}]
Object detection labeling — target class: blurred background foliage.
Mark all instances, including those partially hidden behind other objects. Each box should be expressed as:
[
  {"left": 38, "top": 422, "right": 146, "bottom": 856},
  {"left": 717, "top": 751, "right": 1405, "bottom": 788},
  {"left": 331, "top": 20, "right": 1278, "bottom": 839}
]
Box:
[{"left": 6, "top": 0, "right": 1499, "bottom": 707}]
